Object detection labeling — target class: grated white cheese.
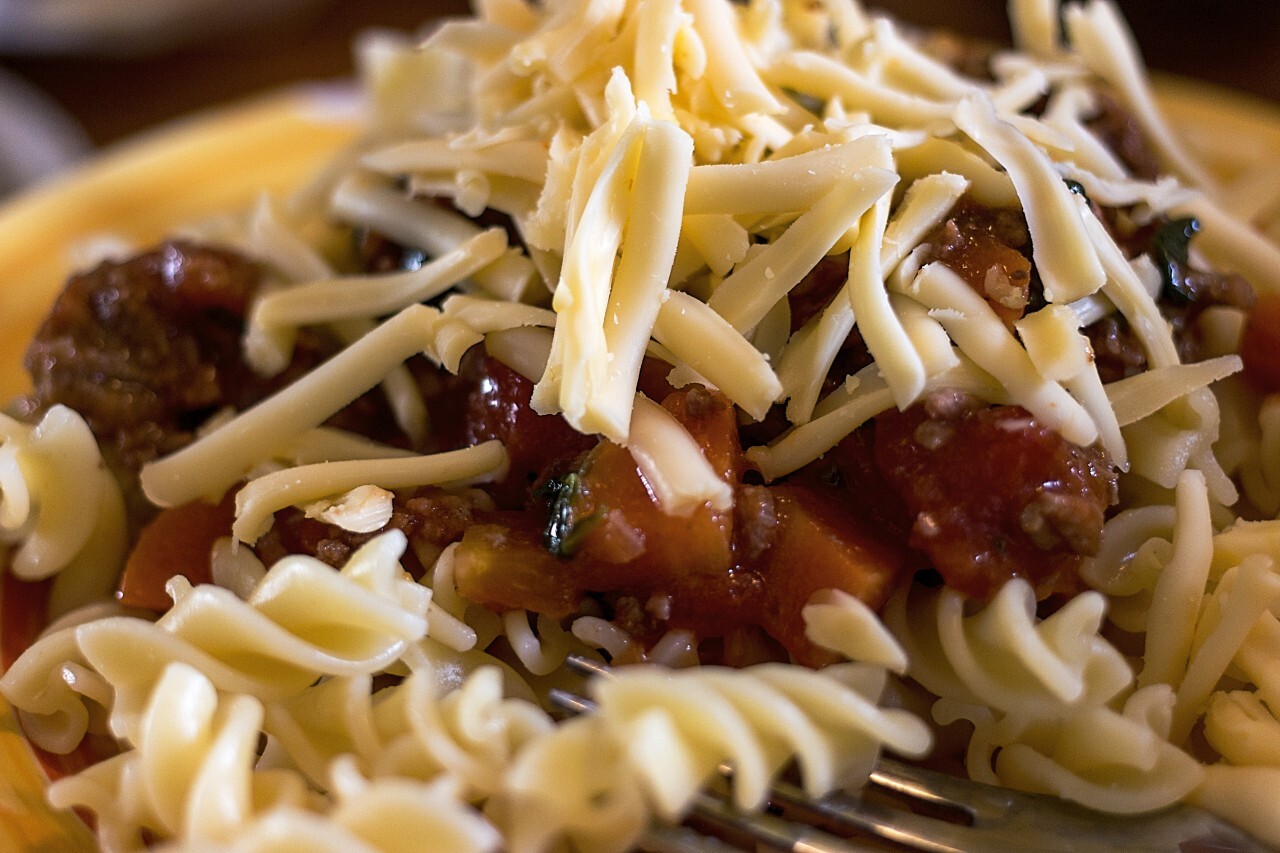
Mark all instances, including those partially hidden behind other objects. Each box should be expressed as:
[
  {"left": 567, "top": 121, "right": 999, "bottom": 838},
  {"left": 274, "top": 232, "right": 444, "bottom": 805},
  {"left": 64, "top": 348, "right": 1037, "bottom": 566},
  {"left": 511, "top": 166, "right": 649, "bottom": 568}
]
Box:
[
  {"left": 901, "top": 262, "right": 1098, "bottom": 447},
  {"left": 706, "top": 165, "right": 897, "bottom": 332},
  {"left": 332, "top": 174, "right": 538, "bottom": 303},
  {"left": 144, "top": 0, "right": 1266, "bottom": 542},
  {"left": 1063, "top": 0, "right": 1211, "bottom": 188},
  {"left": 766, "top": 51, "right": 955, "bottom": 127},
  {"left": 249, "top": 228, "right": 508, "bottom": 341},
  {"left": 748, "top": 365, "right": 896, "bottom": 482},
  {"left": 234, "top": 441, "right": 509, "bottom": 544},
  {"left": 1008, "top": 0, "right": 1063, "bottom": 57},
  {"left": 624, "top": 393, "right": 733, "bottom": 515},
  {"left": 953, "top": 94, "right": 1106, "bottom": 304},
  {"left": 652, "top": 290, "right": 782, "bottom": 421},
  {"left": 1107, "top": 356, "right": 1244, "bottom": 428},
  {"left": 684, "top": 134, "right": 889, "bottom": 216},
  {"left": 141, "top": 305, "right": 443, "bottom": 508},
  {"left": 590, "top": 119, "right": 694, "bottom": 441}
]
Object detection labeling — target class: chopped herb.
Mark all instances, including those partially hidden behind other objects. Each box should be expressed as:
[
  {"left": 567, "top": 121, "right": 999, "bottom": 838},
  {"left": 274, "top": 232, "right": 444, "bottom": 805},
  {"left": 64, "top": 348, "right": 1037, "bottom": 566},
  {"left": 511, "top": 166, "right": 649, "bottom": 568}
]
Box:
[
  {"left": 1153, "top": 217, "right": 1201, "bottom": 304},
  {"left": 1064, "top": 178, "right": 1090, "bottom": 202},
  {"left": 539, "top": 472, "right": 601, "bottom": 558}
]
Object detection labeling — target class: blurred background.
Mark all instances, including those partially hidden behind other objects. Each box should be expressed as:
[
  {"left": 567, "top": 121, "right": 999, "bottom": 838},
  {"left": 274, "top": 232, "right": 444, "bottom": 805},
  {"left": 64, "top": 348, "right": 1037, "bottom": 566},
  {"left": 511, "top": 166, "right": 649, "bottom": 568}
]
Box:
[{"left": 0, "top": 0, "right": 1276, "bottom": 198}]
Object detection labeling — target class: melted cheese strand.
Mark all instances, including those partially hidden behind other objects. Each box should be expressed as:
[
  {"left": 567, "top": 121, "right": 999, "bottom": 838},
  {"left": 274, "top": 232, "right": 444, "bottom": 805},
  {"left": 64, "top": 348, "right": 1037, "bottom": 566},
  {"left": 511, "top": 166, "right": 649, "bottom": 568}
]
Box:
[
  {"left": 141, "top": 305, "right": 441, "bottom": 508},
  {"left": 625, "top": 394, "right": 732, "bottom": 515},
  {"left": 904, "top": 262, "right": 1098, "bottom": 447},
  {"left": 953, "top": 94, "right": 1105, "bottom": 304},
  {"left": 234, "top": 442, "right": 510, "bottom": 544}
]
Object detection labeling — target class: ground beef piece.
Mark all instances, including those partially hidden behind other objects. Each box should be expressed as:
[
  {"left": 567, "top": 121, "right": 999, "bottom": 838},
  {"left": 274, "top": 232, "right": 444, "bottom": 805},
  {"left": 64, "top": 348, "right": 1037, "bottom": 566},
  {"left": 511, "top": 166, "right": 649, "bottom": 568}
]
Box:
[
  {"left": 1087, "top": 314, "right": 1150, "bottom": 383},
  {"left": 920, "top": 196, "right": 1033, "bottom": 326},
  {"left": 254, "top": 486, "right": 491, "bottom": 575},
  {"left": 22, "top": 241, "right": 422, "bottom": 514},
  {"left": 874, "top": 393, "right": 1118, "bottom": 601},
  {"left": 24, "top": 243, "right": 260, "bottom": 472}
]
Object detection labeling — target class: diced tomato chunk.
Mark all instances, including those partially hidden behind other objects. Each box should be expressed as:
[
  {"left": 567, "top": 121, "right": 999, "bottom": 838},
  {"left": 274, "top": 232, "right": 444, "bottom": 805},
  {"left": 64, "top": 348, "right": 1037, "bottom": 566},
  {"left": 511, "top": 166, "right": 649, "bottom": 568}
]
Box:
[
  {"left": 1241, "top": 292, "right": 1280, "bottom": 394},
  {"left": 453, "top": 514, "right": 582, "bottom": 619},
  {"left": 874, "top": 397, "right": 1116, "bottom": 600},
  {"left": 561, "top": 386, "right": 742, "bottom": 588},
  {"left": 755, "top": 483, "right": 906, "bottom": 666},
  {"left": 464, "top": 353, "right": 596, "bottom": 507},
  {"left": 118, "top": 495, "right": 235, "bottom": 611}
]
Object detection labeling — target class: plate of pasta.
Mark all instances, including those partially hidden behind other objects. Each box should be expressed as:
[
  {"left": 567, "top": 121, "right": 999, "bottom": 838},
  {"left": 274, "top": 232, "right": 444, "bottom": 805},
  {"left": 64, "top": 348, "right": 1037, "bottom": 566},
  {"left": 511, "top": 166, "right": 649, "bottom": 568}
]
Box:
[{"left": 3, "top": 1, "right": 1280, "bottom": 851}]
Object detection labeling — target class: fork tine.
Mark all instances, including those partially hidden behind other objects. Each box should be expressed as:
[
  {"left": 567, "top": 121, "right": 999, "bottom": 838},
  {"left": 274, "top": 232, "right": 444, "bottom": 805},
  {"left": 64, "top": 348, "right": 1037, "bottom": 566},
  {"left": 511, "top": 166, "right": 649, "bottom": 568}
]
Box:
[
  {"left": 869, "top": 758, "right": 1013, "bottom": 821},
  {"left": 764, "top": 778, "right": 978, "bottom": 853},
  {"left": 687, "top": 790, "right": 871, "bottom": 853}
]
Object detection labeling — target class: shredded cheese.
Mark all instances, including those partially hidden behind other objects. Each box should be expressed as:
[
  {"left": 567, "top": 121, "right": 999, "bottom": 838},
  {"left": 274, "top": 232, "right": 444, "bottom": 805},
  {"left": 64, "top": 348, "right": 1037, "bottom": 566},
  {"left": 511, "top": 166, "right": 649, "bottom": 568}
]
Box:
[
  {"left": 652, "top": 290, "right": 782, "bottom": 421},
  {"left": 953, "top": 94, "right": 1106, "bottom": 304},
  {"left": 141, "top": 305, "right": 442, "bottom": 508},
  {"left": 234, "top": 441, "right": 509, "bottom": 544},
  {"left": 624, "top": 394, "right": 732, "bottom": 515},
  {"left": 1063, "top": 0, "right": 1211, "bottom": 188},
  {"left": 706, "top": 165, "right": 897, "bottom": 332},
  {"left": 901, "top": 262, "right": 1098, "bottom": 447}
]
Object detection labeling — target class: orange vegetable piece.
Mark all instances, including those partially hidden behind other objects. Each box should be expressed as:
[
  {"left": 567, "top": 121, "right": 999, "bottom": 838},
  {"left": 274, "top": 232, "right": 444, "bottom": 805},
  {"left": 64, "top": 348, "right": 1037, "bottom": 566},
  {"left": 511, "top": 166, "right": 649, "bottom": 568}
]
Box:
[
  {"left": 117, "top": 496, "right": 235, "bottom": 611},
  {"left": 453, "top": 514, "right": 583, "bottom": 619},
  {"left": 757, "top": 483, "right": 906, "bottom": 667}
]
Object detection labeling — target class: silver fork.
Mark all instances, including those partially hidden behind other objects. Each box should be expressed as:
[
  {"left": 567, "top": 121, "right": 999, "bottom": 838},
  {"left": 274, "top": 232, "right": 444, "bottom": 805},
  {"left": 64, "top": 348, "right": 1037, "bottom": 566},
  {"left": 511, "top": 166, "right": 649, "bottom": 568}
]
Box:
[{"left": 552, "top": 655, "right": 1274, "bottom": 853}]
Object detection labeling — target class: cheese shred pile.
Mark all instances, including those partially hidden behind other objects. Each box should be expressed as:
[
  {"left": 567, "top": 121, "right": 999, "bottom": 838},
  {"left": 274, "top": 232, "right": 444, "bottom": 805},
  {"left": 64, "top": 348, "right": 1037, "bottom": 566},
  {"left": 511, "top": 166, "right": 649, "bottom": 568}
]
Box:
[{"left": 137, "top": 0, "right": 1280, "bottom": 524}]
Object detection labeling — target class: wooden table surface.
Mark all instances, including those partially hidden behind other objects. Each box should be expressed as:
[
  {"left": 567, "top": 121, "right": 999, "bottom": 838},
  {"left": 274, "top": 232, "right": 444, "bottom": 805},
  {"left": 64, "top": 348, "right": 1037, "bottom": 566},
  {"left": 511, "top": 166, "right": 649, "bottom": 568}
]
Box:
[{"left": 1, "top": 0, "right": 1277, "bottom": 148}]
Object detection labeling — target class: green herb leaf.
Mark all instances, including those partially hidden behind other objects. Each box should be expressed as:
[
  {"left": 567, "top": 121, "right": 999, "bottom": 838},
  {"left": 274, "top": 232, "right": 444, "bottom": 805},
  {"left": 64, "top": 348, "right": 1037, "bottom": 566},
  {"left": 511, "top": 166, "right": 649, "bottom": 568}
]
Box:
[
  {"left": 539, "top": 472, "right": 600, "bottom": 558},
  {"left": 1064, "top": 178, "right": 1090, "bottom": 202},
  {"left": 1153, "top": 217, "right": 1201, "bottom": 304}
]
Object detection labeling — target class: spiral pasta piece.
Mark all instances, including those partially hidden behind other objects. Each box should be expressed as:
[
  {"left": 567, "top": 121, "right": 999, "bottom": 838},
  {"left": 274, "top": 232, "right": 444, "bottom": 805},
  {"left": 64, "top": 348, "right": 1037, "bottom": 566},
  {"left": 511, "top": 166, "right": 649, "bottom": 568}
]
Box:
[
  {"left": 938, "top": 684, "right": 1205, "bottom": 813},
  {"left": 154, "top": 764, "right": 501, "bottom": 853},
  {"left": 885, "top": 577, "right": 1133, "bottom": 717},
  {"left": 497, "top": 713, "right": 650, "bottom": 853},
  {"left": 0, "top": 406, "right": 126, "bottom": 587},
  {"left": 1, "top": 531, "right": 430, "bottom": 751},
  {"left": 263, "top": 666, "right": 553, "bottom": 799},
  {"left": 46, "top": 662, "right": 310, "bottom": 851},
  {"left": 595, "top": 662, "right": 930, "bottom": 816}
]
